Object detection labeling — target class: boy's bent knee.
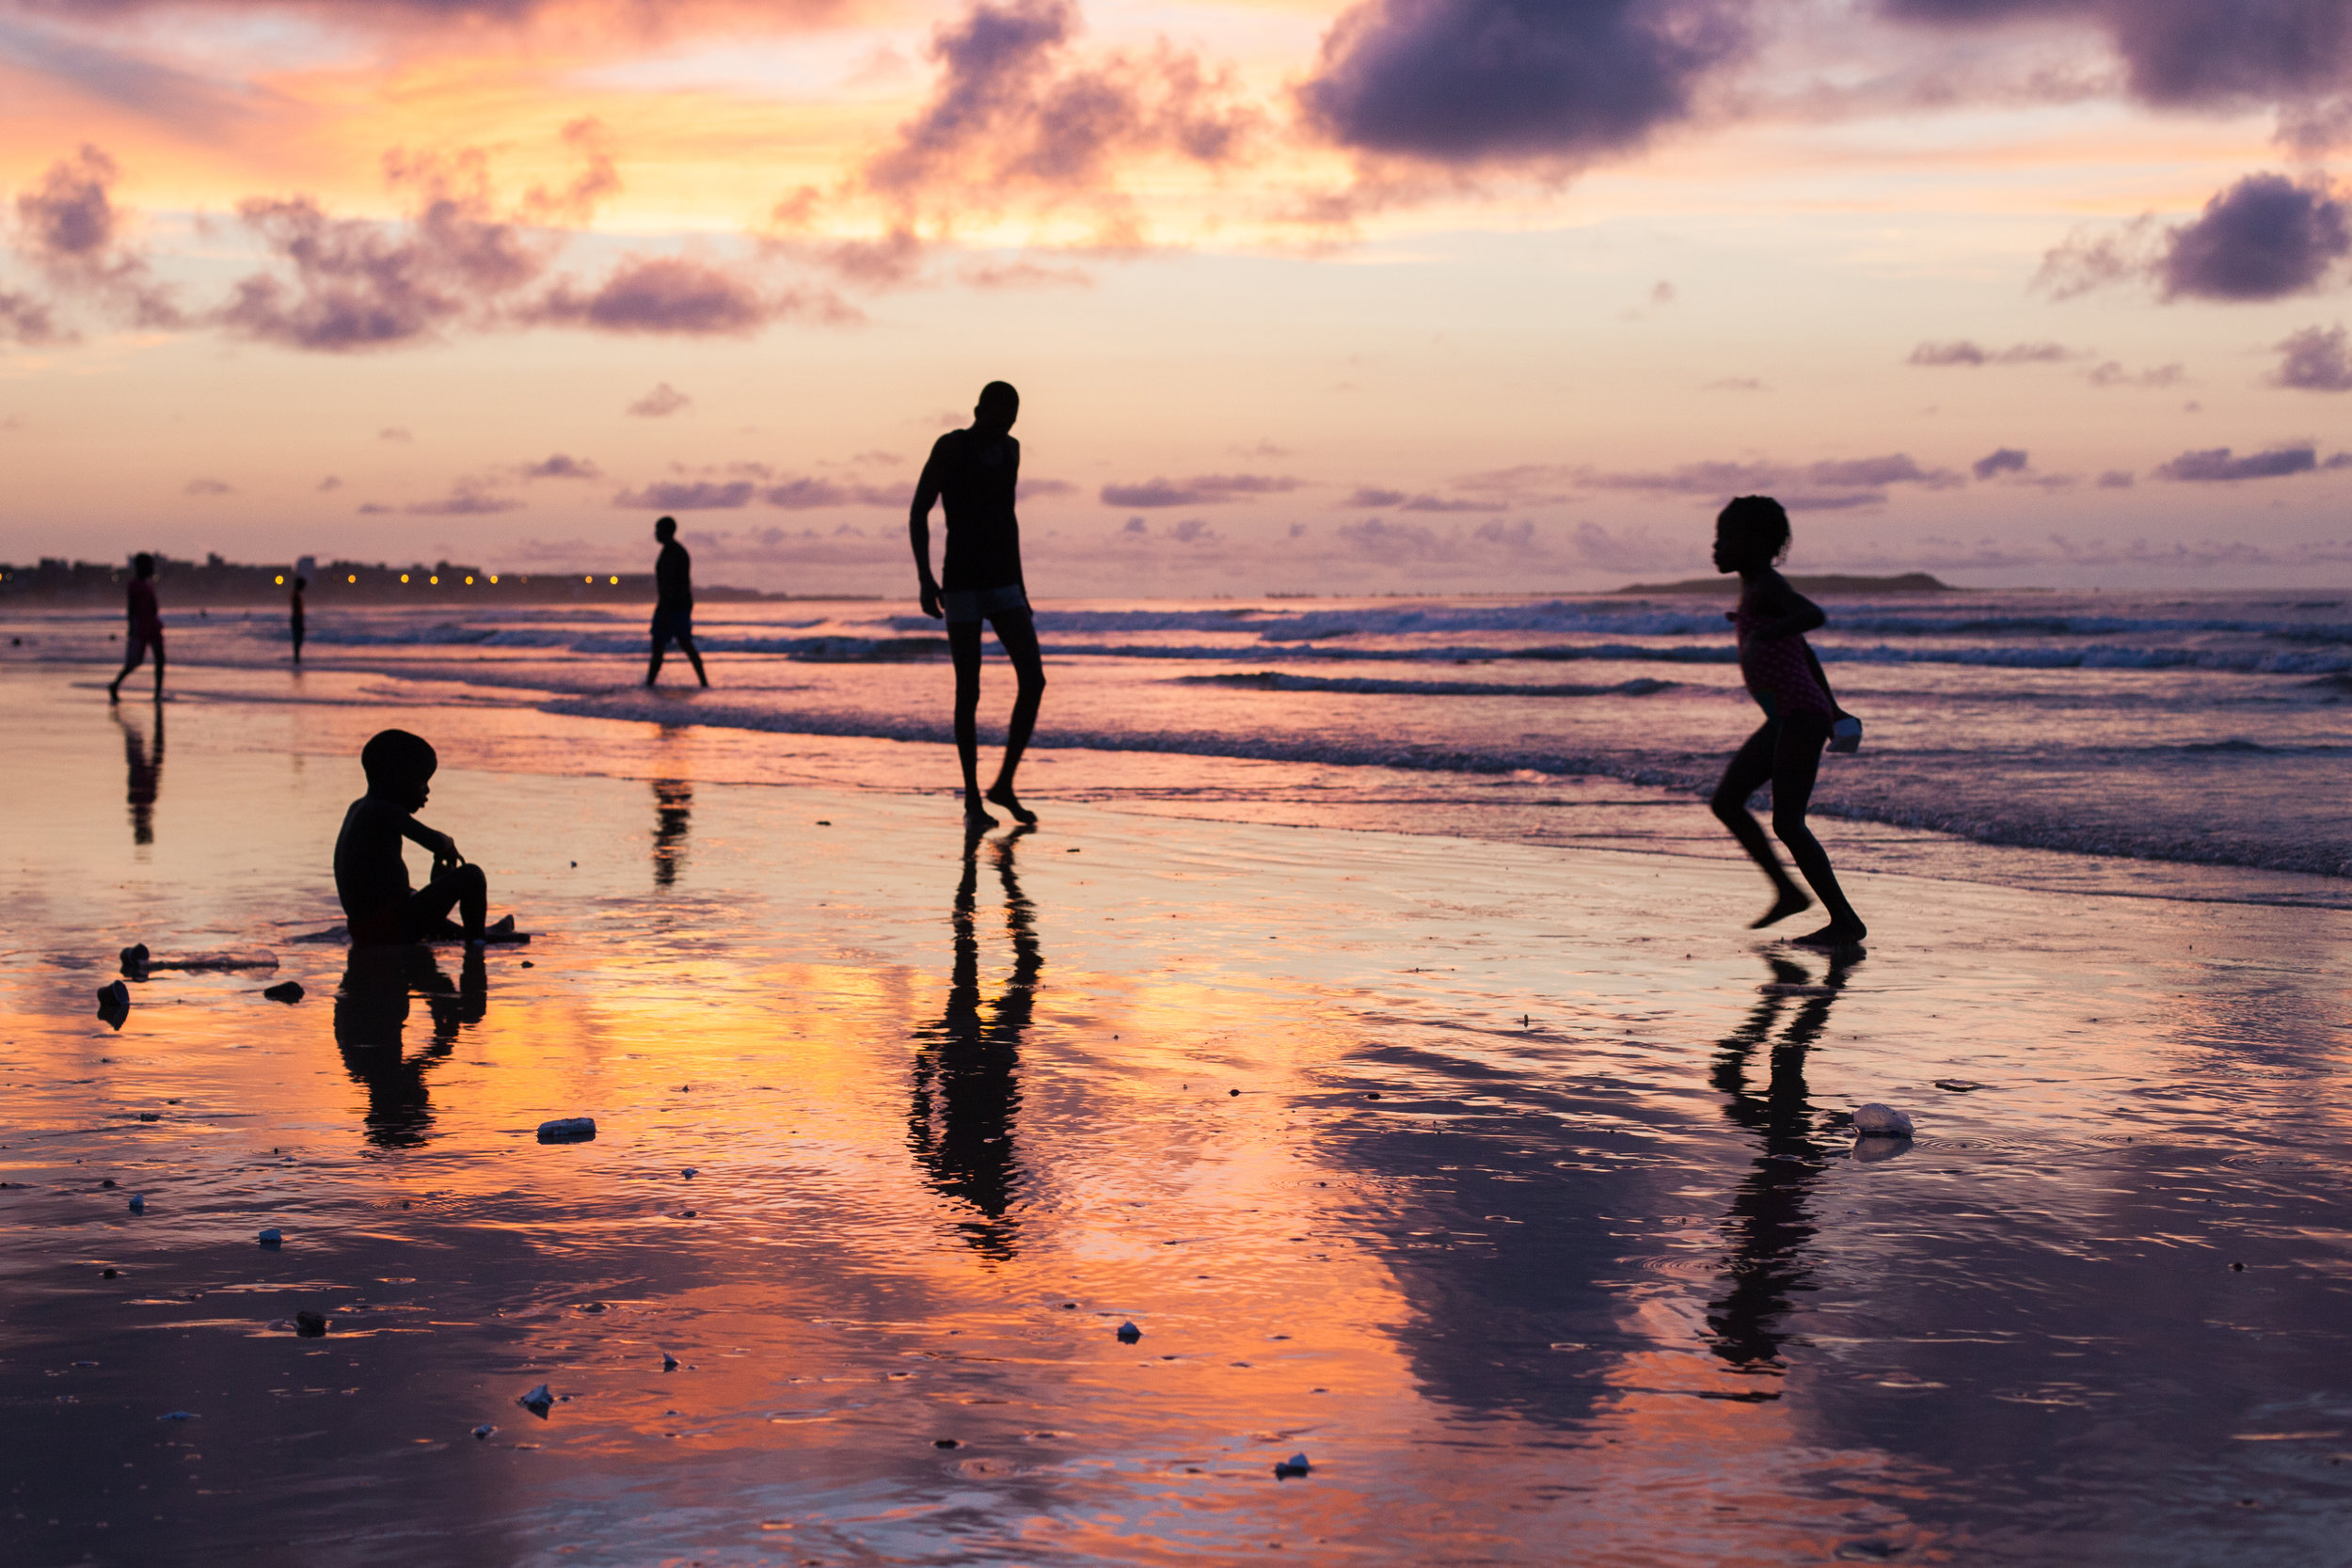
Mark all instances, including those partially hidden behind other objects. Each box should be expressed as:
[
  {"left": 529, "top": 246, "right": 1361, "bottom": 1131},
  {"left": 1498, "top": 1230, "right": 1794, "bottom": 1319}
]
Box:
[{"left": 456, "top": 863, "right": 487, "bottom": 893}]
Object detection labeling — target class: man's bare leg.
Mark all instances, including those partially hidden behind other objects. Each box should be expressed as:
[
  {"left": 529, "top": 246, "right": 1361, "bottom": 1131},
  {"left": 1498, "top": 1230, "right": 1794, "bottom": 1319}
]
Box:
[
  {"left": 982, "top": 610, "right": 1044, "bottom": 825},
  {"left": 679, "top": 634, "right": 709, "bottom": 688},
  {"left": 949, "top": 621, "right": 996, "bottom": 827}
]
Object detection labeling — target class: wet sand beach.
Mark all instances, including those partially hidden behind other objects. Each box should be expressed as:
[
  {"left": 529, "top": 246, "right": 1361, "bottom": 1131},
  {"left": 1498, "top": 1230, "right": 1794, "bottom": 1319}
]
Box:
[{"left": 5, "top": 670, "right": 2352, "bottom": 1565}]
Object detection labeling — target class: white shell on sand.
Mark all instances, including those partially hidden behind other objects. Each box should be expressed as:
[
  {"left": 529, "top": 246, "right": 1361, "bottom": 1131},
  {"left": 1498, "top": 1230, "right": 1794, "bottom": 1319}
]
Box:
[{"left": 1851, "top": 1103, "right": 1915, "bottom": 1137}]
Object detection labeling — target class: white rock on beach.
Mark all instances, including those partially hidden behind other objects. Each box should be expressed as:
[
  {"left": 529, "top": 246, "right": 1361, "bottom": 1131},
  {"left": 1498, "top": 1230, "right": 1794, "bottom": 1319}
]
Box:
[{"left": 1851, "top": 1103, "right": 1915, "bottom": 1137}]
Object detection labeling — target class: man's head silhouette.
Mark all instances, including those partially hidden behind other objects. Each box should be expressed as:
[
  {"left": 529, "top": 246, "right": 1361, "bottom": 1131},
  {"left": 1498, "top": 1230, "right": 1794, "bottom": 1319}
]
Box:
[
  {"left": 654, "top": 515, "right": 677, "bottom": 543},
  {"left": 974, "top": 382, "right": 1019, "bottom": 436}
]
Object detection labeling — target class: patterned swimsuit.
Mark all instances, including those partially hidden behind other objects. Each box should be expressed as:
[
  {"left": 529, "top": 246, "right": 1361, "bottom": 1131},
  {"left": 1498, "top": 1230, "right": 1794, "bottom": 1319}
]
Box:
[{"left": 1733, "top": 597, "right": 1835, "bottom": 721}]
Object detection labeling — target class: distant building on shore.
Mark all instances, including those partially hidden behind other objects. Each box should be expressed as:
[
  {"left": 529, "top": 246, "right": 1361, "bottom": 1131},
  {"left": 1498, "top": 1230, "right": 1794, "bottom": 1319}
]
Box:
[{"left": 0, "top": 552, "right": 777, "bottom": 607}]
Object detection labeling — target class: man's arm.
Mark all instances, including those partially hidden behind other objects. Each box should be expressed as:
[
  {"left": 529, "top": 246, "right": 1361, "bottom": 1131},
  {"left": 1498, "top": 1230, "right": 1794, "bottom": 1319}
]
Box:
[{"left": 909, "top": 446, "right": 945, "bottom": 620}]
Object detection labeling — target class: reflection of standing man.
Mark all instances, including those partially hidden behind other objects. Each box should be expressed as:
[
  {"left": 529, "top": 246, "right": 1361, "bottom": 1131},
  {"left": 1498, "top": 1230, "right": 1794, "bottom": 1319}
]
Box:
[
  {"left": 910, "top": 380, "right": 1046, "bottom": 829},
  {"left": 646, "top": 515, "right": 708, "bottom": 688}
]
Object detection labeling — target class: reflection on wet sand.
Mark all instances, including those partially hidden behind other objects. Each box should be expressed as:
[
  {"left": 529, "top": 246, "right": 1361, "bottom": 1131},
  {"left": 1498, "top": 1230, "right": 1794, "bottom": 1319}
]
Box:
[
  {"left": 652, "top": 777, "right": 691, "bottom": 887},
  {"left": 908, "top": 826, "right": 1037, "bottom": 1259},
  {"left": 1707, "top": 950, "right": 1860, "bottom": 1374},
  {"left": 333, "top": 943, "right": 487, "bottom": 1148},
  {"left": 116, "top": 705, "right": 163, "bottom": 846}
]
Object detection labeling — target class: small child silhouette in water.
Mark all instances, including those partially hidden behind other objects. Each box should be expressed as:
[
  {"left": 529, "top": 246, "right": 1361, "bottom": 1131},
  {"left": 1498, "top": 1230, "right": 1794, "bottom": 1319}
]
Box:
[
  {"left": 335, "top": 729, "right": 514, "bottom": 946},
  {"left": 1708, "top": 497, "right": 1867, "bottom": 947}
]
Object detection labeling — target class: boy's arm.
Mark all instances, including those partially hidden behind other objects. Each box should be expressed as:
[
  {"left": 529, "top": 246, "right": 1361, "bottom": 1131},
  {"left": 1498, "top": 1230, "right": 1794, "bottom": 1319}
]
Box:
[{"left": 399, "top": 815, "right": 459, "bottom": 862}]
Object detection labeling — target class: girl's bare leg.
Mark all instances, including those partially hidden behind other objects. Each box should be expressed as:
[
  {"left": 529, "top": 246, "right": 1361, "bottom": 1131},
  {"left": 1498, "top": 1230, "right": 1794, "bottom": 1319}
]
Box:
[
  {"left": 1711, "top": 722, "right": 1811, "bottom": 927},
  {"left": 1767, "top": 715, "right": 1866, "bottom": 944}
]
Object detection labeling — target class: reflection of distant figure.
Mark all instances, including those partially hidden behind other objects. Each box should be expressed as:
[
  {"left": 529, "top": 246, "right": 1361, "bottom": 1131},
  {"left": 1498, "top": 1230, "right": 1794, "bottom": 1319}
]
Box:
[
  {"left": 106, "top": 552, "right": 165, "bottom": 704},
  {"left": 1705, "top": 950, "right": 1859, "bottom": 1371},
  {"left": 117, "top": 704, "right": 164, "bottom": 846},
  {"left": 289, "top": 575, "right": 307, "bottom": 665},
  {"left": 910, "top": 381, "right": 1046, "bottom": 830},
  {"left": 652, "top": 778, "right": 692, "bottom": 887},
  {"left": 1708, "top": 496, "right": 1866, "bottom": 947},
  {"left": 645, "top": 516, "right": 708, "bottom": 688},
  {"left": 334, "top": 943, "right": 485, "bottom": 1148},
  {"left": 909, "top": 826, "right": 1039, "bottom": 1259}
]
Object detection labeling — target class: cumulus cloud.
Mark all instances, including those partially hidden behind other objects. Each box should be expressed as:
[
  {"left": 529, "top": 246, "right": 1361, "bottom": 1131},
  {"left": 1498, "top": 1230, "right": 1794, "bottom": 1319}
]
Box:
[
  {"left": 2272, "top": 323, "right": 2352, "bottom": 389},
  {"left": 1100, "top": 472, "right": 1305, "bottom": 507},
  {"left": 865, "top": 0, "right": 1258, "bottom": 221},
  {"left": 1907, "top": 339, "right": 2074, "bottom": 366},
  {"left": 1972, "top": 447, "right": 2028, "bottom": 479},
  {"left": 2096, "top": 469, "right": 2136, "bottom": 487},
  {"left": 1512, "top": 451, "right": 1965, "bottom": 509},
  {"left": 2039, "top": 174, "right": 2352, "bottom": 303},
  {"left": 627, "top": 382, "right": 691, "bottom": 418},
  {"left": 1339, "top": 484, "right": 1504, "bottom": 512},
  {"left": 0, "top": 290, "right": 60, "bottom": 343},
  {"left": 612, "top": 475, "right": 899, "bottom": 511},
  {"left": 2085, "top": 359, "right": 2185, "bottom": 388},
  {"left": 405, "top": 483, "right": 525, "bottom": 515},
  {"left": 2153, "top": 444, "right": 2344, "bottom": 481},
  {"left": 9, "top": 144, "right": 181, "bottom": 328},
  {"left": 527, "top": 257, "right": 832, "bottom": 335},
  {"left": 613, "top": 480, "right": 758, "bottom": 511},
  {"left": 1299, "top": 0, "right": 1751, "bottom": 166}
]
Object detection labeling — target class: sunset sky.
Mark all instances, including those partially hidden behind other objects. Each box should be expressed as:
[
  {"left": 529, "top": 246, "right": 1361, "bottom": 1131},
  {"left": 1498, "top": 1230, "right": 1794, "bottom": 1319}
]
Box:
[{"left": 6, "top": 0, "right": 2352, "bottom": 593}]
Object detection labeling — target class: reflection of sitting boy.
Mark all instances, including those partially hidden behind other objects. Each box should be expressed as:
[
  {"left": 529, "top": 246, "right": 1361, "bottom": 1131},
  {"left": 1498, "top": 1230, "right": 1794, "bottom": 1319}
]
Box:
[{"left": 335, "top": 729, "right": 509, "bottom": 946}]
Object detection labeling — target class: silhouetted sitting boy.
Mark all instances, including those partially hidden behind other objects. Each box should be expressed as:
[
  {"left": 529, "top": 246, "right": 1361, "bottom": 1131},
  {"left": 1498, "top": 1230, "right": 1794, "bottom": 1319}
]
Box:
[{"left": 336, "top": 729, "right": 514, "bottom": 946}]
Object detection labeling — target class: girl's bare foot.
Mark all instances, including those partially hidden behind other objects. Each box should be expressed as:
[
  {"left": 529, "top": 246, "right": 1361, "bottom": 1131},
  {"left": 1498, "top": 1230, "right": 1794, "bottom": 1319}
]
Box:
[
  {"left": 984, "top": 784, "right": 1038, "bottom": 825},
  {"left": 1750, "top": 889, "right": 1812, "bottom": 928},
  {"left": 1792, "top": 921, "right": 1867, "bottom": 948},
  {"left": 964, "top": 795, "right": 998, "bottom": 830}
]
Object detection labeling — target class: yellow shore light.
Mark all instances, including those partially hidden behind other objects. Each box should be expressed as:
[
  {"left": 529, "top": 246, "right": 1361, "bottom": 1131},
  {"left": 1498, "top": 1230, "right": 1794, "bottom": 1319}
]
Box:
[
  {"left": 400, "top": 574, "right": 409, "bottom": 583},
  {"left": 274, "top": 574, "right": 284, "bottom": 585},
  {"left": 609, "top": 576, "right": 619, "bottom": 585},
  {"left": 489, "top": 574, "right": 500, "bottom": 584},
  {"left": 583, "top": 575, "right": 593, "bottom": 583},
  {"left": 465, "top": 576, "right": 474, "bottom": 585},
  {"left": 347, "top": 574, "right": 357, "bottom": 583}
]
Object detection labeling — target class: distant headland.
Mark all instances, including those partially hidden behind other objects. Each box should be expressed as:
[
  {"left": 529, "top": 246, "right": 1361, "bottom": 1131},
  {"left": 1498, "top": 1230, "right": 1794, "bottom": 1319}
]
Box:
[
  {"left": 0, "top": 552, "right": 792, "bottom": 607},
  {"left": 1613, "top": 572, "right": 1955, "bottom": 595}
]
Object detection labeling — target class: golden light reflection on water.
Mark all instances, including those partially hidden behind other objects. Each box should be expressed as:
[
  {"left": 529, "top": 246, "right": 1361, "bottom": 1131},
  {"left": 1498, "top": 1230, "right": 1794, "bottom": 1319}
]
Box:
[{"left": 3, "top": 672, "right": 2352, "bottom": 1564}]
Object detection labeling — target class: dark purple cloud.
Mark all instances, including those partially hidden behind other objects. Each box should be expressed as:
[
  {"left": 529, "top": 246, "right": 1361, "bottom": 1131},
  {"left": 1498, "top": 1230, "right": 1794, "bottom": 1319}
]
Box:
[
  {"left": 627, "top": 382, "right": 690, "bottom": 418},
  {"left": 2085, "top": 359, "right": 2185, "bottom": 388},
  {"left": 866, "top": 0, "right": 1256, "bottom": 205},
  {"left": 1100, "top": 472, "right": 1304, "bottom": 507},
  {"left": 2272, "top": 323, "right": 2352, "bottom": 389},
  {"left": 183, "top": 477, "right": 232, "bottom": 495},
  {"left": 521, "top": 452, "right": 600, "bottom": 479},
  {"left": 2160, "top": 173, "right": 2352, "bottom": 300},
  {"left": 1340, "top": 484, "right": 1504, "bottom": 512},
  {"left": 0, "top": 290, "right": 60, "bottom": 343},
  {"left": 522, "top": 258, "right": 804, "bottom": 336},
  {"left": 1298, "top": 0, "right": 1750, "bottom": 165},
  {"left": 2154, "top": 444, "right": 2324, "bottom": 481},
  {"left": 1880, "top": 0, "right": 2352, "bottom": 110},
  {"left": 2096, "top": 469, "right": 2135, "bottom": 487},
  {"left": 1804, "top": 453, "right": 1962, "bottom": 488},
  {"left": 405, "top": 484, "right": 523, "bottom": 515},
  {"left": 10, "top": 144, "right": 181, "bottom": 327},
  {"left": 762, "top": 476, "right": 899, "bottom": 509},
  {"left": 1908, "top": 339, "right": 2073, "bottom": 366},
  {"left": 1971, "top": 447, "right": 2028, "bottom": 479}
]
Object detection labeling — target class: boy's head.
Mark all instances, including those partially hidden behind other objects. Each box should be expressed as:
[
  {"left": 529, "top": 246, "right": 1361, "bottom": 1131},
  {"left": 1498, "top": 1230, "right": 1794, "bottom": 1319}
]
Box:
[
  {"left": 1712, "top": 495, "right": 1790, "bottom": 573},
  {"left": 360, "top": 728, "right": 437, "bottom": 807},
  {"left": 133, "top": 552, "right": 155, "bottom": 579},
  {"left": 974, "top": 381, "right": 1019, "bottom": 435},
  {"left": 654, "top": 515, "right": 677, "bottom": 542}
]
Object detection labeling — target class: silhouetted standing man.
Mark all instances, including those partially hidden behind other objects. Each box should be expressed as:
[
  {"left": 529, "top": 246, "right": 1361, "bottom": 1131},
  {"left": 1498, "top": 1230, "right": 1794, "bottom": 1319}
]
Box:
[
  {"left": 107, "top": 552, "right": 164, "bottom": 704},
  {"left": 911, "top": 381, "right": 1045, "bottom": 828},
  {"left": 290, "top": 575, "right": 307, "bottom": 665},
  {"left": 646, "top": 515, "right": 707, "bottom": 688}
]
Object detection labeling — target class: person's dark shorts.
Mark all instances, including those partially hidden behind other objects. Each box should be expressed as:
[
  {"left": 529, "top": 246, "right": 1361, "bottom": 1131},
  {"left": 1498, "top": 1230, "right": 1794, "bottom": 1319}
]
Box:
[
  {"left": 941, "top": 584, "right": 1028, "bottom": 626},
  {"left": 125, "top": 626, "right": 163, "bottom": 658},
  {"left": 650, "top": 605, "right": 692, "bottom": 647}
]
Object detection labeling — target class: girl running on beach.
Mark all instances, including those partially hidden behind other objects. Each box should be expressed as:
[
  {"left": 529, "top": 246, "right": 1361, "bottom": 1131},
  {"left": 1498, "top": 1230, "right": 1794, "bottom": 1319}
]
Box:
[{"left": 1708, "top": 496, "right": 1867, "bottom": 947}]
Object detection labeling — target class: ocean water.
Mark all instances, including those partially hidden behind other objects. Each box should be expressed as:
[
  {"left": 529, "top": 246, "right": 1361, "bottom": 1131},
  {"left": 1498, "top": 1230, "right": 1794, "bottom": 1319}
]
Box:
[{"left": 8, "top": 586, "right": 2347, "bottom": 884}]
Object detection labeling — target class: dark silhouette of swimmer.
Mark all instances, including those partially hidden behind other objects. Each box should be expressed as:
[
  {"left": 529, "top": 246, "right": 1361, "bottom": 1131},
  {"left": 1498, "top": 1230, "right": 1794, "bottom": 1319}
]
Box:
[
  {"left": 910, "top": 381, "right": 1046, "bottom": 829},
  {"left": 652, "top": 778, "right": 691, "bottom": 887},
  {"left": 1706, "top": 950, "right": 1859, "bottom": 1371},
  {"left": 334, "top": 729, "right": 514, "bottom": 946},
  {"left": 646, "top": 516, "right": 707, "bottom": 688},
  {"left": 334, "top": 943, "right": 485, "bottom": 1148},
  {"left": 106, "top": 552, "right": 164, "bottom": 703},
  {"left": 117, "top": 704, "right": 163, "bottom": 847},
  {"left": 908, "top": 826, "right": 1038, "bottom": 1258},
  {"left": 289, "top": 575, "right": 307, "bottom": 666},
  {"left": 1709, "top": 497, "right": 1867, "bottom": 947}
]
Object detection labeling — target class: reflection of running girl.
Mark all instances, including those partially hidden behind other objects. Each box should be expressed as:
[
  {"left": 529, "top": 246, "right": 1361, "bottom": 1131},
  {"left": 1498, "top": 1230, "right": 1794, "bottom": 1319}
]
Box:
[
  {"left": 107, "top": 552, "right": 165, "bottom": 704},
  {"left": 1707, "top": 497, "right": 1867, "bottom": 947}
]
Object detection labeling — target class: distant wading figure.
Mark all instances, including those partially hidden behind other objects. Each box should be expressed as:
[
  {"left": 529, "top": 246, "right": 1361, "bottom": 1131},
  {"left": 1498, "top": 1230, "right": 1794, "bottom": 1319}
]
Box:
[
  {"left": 910, "top": 381, "right": 1046, "bottom": 829},
  {"left": 290, "top": 575, "right": 307, "bottom": 666},
  {"left": 106, "top": 552, "right": 165, "bottom": 703},
  {"left": 646, "top": 515, "right": 708, "bottom": 688},
  {"left": 1708, "top": 497, "right": 1867, "bottom": 947}
]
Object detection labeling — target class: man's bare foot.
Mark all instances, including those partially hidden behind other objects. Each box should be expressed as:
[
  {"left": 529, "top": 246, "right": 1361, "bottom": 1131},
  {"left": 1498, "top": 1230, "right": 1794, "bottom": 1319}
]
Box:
[
  {"left": 964, "top": 795, "right": 999, "bottom": 830},
  {"left": 1792, "top": 921, "right": 1867, "bottom": 948},
  {"left": 106, "top": 685, "right": 120, "bottom": 704},
  {"left": 985, "top": 784, "right": 1038, "bottom": 825},
  {"left": 1749, "top": 889, "right": 1812, "bottom": 929}
]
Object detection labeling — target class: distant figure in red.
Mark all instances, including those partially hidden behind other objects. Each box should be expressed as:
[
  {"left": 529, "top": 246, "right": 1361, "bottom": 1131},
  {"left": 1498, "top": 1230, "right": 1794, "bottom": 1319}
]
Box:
[
  {"left": 1708, "top": 496, "right": 1867, "bottom": 947},
  {"left": 107, "top": 552, "right": 164, "bottom": 704},
  {"left": 290, "top": 575, "right": 307, "bottom": 666},
  {"left": 910, "top": 380, "right": 1046, "bottom": 830},
  {"left": 645, "top": 515, "right": 707, "bottom": 688}
]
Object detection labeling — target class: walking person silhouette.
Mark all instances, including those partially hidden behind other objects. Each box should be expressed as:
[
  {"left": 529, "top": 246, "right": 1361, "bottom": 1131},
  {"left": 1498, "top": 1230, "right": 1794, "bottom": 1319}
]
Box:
[
  {"left": 1708, "top": 496, "right": 1867, "bottom": 947},
  {"left": 290, "top": 574, "right": 307, "bottom": 666},
  {"left": 645, "top": 515, "right": 707, "bottom": 688},
  {"left": 910, "top": 381, "right": 1046, "bottom": 829},
  {"left": 106, "top": 552, "right": 165, "bottom": 703}
]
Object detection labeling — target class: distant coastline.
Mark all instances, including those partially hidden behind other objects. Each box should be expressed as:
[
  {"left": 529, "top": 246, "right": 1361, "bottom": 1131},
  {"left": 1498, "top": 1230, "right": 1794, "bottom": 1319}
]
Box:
[
  {"left": 0, "top": 553, "right": 818, "bottom": 607},
  {"left": 1613, "top": 572, "right": 1957, "bottom": 595}
]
